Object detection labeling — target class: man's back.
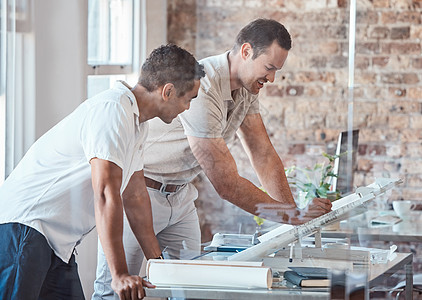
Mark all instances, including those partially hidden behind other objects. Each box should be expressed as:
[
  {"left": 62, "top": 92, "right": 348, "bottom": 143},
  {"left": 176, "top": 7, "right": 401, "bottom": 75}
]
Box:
[{"left": 143, "top": 51, "right": 259, "bottom": 185}]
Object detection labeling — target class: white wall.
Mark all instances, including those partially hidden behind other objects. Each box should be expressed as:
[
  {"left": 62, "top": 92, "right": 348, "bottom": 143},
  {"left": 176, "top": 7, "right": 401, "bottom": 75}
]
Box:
[
  {"left": 29, "top": 0, "right": 167, "bottom": 298},
  {"left": 34, "top": 0, "right": 88, "bottom": 138}
]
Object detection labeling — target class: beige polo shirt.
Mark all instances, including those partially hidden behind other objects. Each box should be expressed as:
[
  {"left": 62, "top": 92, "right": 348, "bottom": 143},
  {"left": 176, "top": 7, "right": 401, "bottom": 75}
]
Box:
[{"left": 143, "top": 51, "right": 260, "bottom": 185}]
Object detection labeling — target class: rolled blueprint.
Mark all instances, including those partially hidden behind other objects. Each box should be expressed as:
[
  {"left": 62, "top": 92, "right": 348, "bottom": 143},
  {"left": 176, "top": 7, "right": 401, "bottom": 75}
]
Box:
[
  {"left": 229, "top": 178, "right": 402, "bottom": 262},
  {"left": 146, "top": 259, "right": 272, "bottom": 289}
]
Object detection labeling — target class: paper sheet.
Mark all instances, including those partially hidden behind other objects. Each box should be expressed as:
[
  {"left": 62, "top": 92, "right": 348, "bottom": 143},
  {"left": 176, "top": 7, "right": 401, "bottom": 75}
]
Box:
[{"left": 146, "top": 259, "right": 272, "bottom": 289}]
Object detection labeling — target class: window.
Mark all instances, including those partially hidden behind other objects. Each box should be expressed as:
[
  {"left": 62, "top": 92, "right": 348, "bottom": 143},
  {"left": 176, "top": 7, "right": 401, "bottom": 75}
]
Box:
[
  {"left": 87, "top": 0, "right": 142, "bottom": 97},
  {"left": 1, "top": 0, "right": 35, "bottom": 183}
]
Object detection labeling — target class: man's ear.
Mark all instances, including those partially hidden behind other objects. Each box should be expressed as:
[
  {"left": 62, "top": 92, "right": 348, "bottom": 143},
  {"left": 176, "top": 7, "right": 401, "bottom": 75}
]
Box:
[
  {"left": 161, "top": 83, "right": 174, "bottom": 101},
  {"left": 240, "top": 43, "right": 253, "bottom": 60}
]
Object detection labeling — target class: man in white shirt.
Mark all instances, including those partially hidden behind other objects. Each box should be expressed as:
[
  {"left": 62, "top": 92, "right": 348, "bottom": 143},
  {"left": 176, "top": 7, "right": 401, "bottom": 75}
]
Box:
[
  {"left": 0, "top": 44, "right": 205, "bottom": 300},
  {"left": 94, "top": 19, "right": 332, "bottom": 299}
]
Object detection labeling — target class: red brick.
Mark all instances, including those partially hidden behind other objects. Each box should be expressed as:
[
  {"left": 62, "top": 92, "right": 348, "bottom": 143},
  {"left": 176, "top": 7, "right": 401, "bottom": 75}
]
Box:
[
  {"left": 337, "top": 0, "right": 348, "bottom": 8},
  {"left": 402, "top": 158, "right": 422, "bottom": 174},
  {"left": 414, "top": 0, "right": 422, "bottom": 8},
  {"left": 412, "top": 58, "right": 422, "bottom": 68},
  {"left": 367, "top": 114, "right": 389, "bottom": 127},
  {"left": 359, "top": 128, "right": 401, "bottom": 143},
  {"left": 397, "top": 11, "right": 422, "bottom": 24},
  {"left": 319, "top": 42, "right": 339, "bottom": 55},
  {"left": 367, "top": 145, "right": 387, "bottom": 155},
  {"left": 285, "top": 129, "right": 315, "bottom": 142},
  {"left": 401, "top": 129, "right": 422, "bottom": 142},
  {"left": 381, "top": 73, "right": 419, "bottom": 84},
  {"left": 305, "top": 86, "right": 324, "bottom": 97},
  {"left": 386, "top": 144, "right": 404, "bottom": 157},
  {"left": 315, "top": 129, "right": 340, "bottom": 143},
  {"left": 285, "top": 86, "right": 304, "bottom": 96},
  {"left": 356, "top": 10, "right": 379, "bottom": 24},
  {"left": 357, "top": 158, "right": 374, "bottom": 172},
  {"left": 411, "top": 25, "right": 422, "bottom": 39},
  {"left": 372, "top": 56, "right": 389, "bottom": 67},
  {"left": 408, "top": 87, "right": 422, "bottom": 99},
  {"left": 391, "top": 0, "right": 412, "bottom": 9},
  {"left": 358, "top": 144, "right": 368, "bottom": 155},
  {"left": 266, "top": 85, "right": 284, "bottom": 97},
  {"left": 355, "top": 72, "right": 377, "bottom": 84},
  {"left": 288, "top": 144, "right": 306, "bottom": 154},
  {"left": 389, "top": 115, "right": 410, "bottom": 129},
  {"left": 410, "top": 116, "right": 422, "bottom": 129},
  {"left": 356, "top": 42, "right": 380, "bottom": 54},
  {"left": 381, "top": 12, "right": 397, "bottom": 24},
  {"left": 372, "top": 0, "right": 390, "bottom": 7},
  {"left": 309, "top": 56, "right": 327, "bottom": 68},
  {"left": 405, "top": 142, "right": 422, "bottom": 156},
  {"left": 294, "top": 71, "right": 336, "bottom": 84},
  {"left": 329, "top": 55, "right": 348, "bottom": 68},
  {"left": 390, "top": 26, "right": 411, "bottom": 39},
  {"left": 382, "top": 42, "right": 421, "bottom": 54},
  {"left": 355, "top": 56, "right": 370, "bottom": 69},
  {"left": 406, "top": 174, "right": 422, "bottom": 187},
  {"left": 370, "top": 27, "right": 390, "bottom": 39},
  {"left": 388, "top": 87, "right": 407, "bottom": 98}
]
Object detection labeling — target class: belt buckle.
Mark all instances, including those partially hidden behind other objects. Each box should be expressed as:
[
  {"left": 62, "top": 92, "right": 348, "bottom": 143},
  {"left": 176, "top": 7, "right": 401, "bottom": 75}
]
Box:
[{"left": 159, "top": 183, "right": 172, "bottom": 195}]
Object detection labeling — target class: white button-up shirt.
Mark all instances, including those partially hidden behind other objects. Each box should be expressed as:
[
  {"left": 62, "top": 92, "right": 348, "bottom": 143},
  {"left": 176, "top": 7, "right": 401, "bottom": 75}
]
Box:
[{"left": 0, "top": 81, "right": 147, "bottom": 263}]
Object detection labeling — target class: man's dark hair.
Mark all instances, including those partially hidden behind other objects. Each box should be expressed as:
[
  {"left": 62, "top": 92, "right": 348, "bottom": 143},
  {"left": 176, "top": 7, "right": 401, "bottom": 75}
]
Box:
[
  {"left": 139, "top": 44, "right": 205, "bottom": 96},
  {"left": 234, "top": 18, "right": 292, "bottom": 59}
]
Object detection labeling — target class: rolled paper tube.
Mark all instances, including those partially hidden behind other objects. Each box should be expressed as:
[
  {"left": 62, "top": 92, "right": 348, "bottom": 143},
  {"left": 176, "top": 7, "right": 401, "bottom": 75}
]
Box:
[
  {"left": 146, "top": 259, "right": 272, "bottom": 289},
  {"left": 229, "top": 178, "right": 402, "bottom": 262}
]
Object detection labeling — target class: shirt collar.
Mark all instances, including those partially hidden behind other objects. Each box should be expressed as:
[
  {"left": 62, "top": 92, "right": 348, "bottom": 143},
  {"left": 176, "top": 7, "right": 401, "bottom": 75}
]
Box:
[
  {"left": 114, "top": 80, "right": 140, "bottom": 126},
  {"left": 219, "top": 51, "right": 235, "bottom": 103}
]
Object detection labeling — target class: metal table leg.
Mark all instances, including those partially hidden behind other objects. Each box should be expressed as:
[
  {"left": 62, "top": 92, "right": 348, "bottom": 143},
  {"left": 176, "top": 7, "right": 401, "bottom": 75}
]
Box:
[{"left": 405, "top": 258, "right": 413, "bottom": 300}]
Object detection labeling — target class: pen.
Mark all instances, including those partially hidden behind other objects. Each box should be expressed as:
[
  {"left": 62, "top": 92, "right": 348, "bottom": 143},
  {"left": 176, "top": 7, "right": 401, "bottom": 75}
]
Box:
[{"left": 289, "top": 242, "right": 295, "bottom": 263}]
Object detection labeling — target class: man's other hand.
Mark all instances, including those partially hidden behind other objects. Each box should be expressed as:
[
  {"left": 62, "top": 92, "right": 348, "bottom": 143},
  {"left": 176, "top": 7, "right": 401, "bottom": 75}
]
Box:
[
  {"left": 255, "top": 197, "right": 332, "bottom": 225},
  {"left": 111, "top": 273, "right": 155, "bottom": 300}
]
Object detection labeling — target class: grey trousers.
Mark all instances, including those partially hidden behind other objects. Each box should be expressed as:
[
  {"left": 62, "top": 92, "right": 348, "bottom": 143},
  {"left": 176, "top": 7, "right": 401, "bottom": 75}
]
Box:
[{"left": 92, "top": 183, "right": 201, "bottom": 300}]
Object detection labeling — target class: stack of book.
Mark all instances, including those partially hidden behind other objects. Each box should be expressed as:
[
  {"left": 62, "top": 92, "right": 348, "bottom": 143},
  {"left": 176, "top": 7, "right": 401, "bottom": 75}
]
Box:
[{"left": 283, "top": 267, "right": 330, "bottom": 287}]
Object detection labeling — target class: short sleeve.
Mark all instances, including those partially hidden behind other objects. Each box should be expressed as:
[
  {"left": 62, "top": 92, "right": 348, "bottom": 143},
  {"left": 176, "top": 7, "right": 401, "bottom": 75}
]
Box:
[
  {"left": 248, "top": 95, "right": 260, "bottom": 115},
  {"left": 80, "top": 102, "right": 131, "bottom": 169},
  {"left": 179, "top": 85, "right": 224, "bottom": 138}
]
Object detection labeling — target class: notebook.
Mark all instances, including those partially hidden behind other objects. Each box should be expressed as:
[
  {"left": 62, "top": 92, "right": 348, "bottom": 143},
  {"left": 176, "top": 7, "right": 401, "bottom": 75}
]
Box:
[
  {"left": 284, "top": 267, "right": 330, "bottom": 287},
  {"left": 370, "top": 215, "right": 401, "bottom": 225}
]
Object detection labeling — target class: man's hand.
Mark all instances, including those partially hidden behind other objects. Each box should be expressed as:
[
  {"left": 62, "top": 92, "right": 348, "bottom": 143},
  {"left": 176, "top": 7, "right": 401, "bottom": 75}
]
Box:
[
  {"left": 255, "top": 197, "right": 332, "bottom": 225},
  {"left": 111, "top": 273, "right": 155, "bottom": 300}
]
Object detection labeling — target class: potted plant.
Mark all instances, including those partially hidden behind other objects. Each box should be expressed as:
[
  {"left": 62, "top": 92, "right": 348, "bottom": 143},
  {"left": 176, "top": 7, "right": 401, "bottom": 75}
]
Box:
[
  {"left": 286, "top": 152, "right": 343, "bottom": 209},
  {"left": 254, "top": 152, "right": 345, "bottom": 232}
]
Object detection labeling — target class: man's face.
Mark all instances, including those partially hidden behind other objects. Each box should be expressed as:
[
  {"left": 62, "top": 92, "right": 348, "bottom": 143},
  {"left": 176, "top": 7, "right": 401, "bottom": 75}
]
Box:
[
  {"left": 239, "top": 41, "right": 289, "bottom": 95},
  {"left": 160, "top": 79, "right": 200, "bottom": 124}
]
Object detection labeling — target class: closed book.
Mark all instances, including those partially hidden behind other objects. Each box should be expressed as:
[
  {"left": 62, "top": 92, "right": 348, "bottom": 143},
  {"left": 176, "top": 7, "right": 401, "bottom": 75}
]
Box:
[{"left": 284, "top": 270, "right": 331, "bottom": 287}]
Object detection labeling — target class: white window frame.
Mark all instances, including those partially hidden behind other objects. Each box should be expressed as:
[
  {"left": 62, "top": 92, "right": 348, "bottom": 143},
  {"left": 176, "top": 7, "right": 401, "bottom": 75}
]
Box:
[{"left": 86, "top": 0, "right": 144, "bottom": 78}]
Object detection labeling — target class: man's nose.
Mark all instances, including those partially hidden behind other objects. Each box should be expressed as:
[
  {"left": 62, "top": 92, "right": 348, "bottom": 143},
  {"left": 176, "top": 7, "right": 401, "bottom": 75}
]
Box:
[{"left": 266, "top": 71, "right": 276, "bottom": 83}]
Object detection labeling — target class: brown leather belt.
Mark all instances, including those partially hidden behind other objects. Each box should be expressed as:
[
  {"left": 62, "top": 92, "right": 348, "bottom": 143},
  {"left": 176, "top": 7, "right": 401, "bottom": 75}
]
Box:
[{"left": 144, "top": 176, "right": 183, "bottom": 194}]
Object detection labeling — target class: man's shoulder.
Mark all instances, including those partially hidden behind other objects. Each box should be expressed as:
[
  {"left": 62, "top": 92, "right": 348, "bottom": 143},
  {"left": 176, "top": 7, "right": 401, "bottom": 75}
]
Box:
[
  {"left": 199, "top": 52, "right": 228, "bottom": 71},
  {"left": 198, "top": 52, "right": 230, "bottom": 94},
  {"left": 85, "top": 86, "right": 133, "bottom": 113}
]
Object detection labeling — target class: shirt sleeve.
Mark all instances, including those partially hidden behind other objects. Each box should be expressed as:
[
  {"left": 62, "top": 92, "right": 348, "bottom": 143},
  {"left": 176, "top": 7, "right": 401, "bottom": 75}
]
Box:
[
  {"left": 248, "top": 94, "right": 260, "bottom": 114},
  {"left": 179, "top": 84, "right": 224, "bottom": 138},
  {"left": 80, "top": 101, "right": 131, "bottom": 170}
]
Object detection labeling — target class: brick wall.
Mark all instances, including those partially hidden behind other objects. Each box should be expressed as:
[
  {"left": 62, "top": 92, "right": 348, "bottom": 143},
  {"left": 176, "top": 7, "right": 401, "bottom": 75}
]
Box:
[{"left": 167, "top": 0, "right": 422, "bottom": 241}]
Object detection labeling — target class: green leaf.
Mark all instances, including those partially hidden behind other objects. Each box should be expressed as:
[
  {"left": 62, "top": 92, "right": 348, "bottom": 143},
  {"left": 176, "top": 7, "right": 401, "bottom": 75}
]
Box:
[{"left": 254, "top": 216, "right": 265, "bottom": 226}]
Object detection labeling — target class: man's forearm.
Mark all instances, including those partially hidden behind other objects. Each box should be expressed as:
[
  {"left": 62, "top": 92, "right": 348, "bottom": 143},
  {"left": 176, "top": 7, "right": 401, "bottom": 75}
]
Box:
[
  {"left": 95, "top": 193, "right": 128, "bottom": 278},
  {"left": 218, "top": 175, "right": 296, "bottom": 221},
  {"left": 123, "top": 170, "right": 162, "bottom": 259},
  {"left": 252, "top": 151, "right": 295, "bottom": 206},
  {"left": 125, "top": 211, "right": 162, "bottom": 259}
]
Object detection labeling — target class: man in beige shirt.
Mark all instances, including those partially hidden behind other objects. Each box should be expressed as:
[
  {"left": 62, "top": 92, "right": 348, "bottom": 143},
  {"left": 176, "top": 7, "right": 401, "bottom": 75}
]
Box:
[{"left": 94, "top": 19, "right": 332, "bottom": 300}]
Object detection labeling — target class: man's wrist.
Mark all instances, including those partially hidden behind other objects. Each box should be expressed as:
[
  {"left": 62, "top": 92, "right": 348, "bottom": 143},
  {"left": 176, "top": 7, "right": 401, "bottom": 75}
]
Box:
[{"left": 152, "top": 253, "right": 164, "bottom": 260}]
